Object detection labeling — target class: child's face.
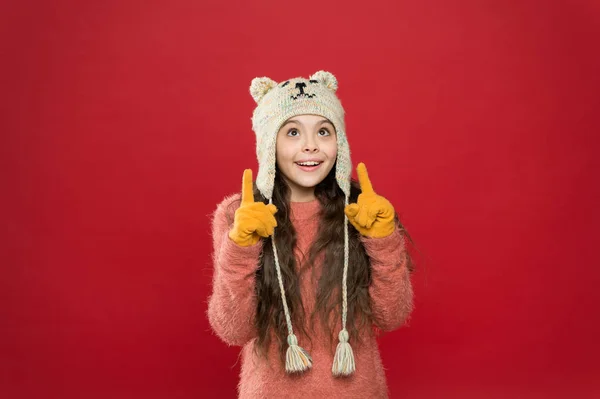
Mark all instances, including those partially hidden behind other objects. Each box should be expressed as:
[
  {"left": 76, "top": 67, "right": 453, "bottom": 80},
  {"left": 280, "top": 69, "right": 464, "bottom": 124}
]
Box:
[{"left": 275, "top": 114, "right": 337, "bottom": 201}]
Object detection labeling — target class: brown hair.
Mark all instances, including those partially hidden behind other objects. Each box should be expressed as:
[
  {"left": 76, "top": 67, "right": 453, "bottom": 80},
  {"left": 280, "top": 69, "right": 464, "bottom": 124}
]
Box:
[{"left": 226, "top": 163, "right": 414, "bottom": 365}]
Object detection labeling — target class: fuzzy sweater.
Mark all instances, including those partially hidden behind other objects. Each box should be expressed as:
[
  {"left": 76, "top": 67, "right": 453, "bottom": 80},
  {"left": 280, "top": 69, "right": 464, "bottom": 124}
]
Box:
[{"left": 207, "top": 193, "right": 414, "bottom": 398}]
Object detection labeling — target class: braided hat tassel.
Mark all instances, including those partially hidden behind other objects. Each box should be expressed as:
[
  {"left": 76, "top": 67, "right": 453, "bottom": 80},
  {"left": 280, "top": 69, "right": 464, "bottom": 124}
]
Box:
[
  {"left": 270, "top": 198, "right": 313, "bottom": 374},
  {"left": 332, "top": 195, "right": 356, "bottom": 377}
]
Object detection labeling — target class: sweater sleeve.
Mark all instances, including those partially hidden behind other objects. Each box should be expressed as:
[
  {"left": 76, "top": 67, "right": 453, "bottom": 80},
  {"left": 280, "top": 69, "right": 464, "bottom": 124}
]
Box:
[
  {"left": 361, "top": 225, "right": 414, "bottom": 332},
  {"left": 207, "top": 194, "right": 262, "bottom": 346}
]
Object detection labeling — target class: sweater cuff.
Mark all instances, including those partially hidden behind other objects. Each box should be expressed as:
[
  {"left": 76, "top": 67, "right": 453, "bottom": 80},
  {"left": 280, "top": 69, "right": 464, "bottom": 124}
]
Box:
[
  {"left": 360, "top": 227, "right": 405, "bottom": 265},
  {"left": 218, "top": 231, "right": 263, "bottom": 274}
]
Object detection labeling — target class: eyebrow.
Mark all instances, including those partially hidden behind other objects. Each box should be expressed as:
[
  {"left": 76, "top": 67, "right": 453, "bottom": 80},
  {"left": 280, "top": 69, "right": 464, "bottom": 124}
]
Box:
[{"left": 281, "top": 119, "right": 333, "bottom": 128}]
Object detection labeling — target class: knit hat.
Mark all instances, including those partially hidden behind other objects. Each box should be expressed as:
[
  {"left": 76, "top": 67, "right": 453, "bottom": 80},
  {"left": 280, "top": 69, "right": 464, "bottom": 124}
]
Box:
[{"left": 250, "top": 71, "right": 355, "bottom": 377}]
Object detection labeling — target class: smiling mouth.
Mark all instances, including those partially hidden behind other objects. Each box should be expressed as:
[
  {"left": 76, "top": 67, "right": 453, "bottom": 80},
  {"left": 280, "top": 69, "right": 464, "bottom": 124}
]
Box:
[
  {"left": 295, "top": 161, "right": 323, "bottom": 171},
  {"left": 290, "top": 93, "right": 316, "bottom": 100}
]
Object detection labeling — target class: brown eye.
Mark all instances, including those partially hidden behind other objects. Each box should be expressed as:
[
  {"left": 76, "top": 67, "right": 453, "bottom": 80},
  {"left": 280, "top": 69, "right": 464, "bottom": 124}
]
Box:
[
  {"left": 318, "top": 128, "right": 331, "bottom": 136},
  {"left": 287, "top": 129, "right": 299, "bottom": 137}
]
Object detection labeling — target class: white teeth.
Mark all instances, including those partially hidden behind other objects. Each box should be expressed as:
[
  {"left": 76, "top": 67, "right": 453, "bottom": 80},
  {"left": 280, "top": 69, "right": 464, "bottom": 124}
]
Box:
[{"left": 297, "top": 161, "right": 321, "bottom": 166}]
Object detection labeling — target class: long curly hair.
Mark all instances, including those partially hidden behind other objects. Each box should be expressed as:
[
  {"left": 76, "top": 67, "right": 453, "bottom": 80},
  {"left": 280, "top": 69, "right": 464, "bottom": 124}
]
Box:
[{"left": 226, "top": 162, "right": 414, "bottom": 365}]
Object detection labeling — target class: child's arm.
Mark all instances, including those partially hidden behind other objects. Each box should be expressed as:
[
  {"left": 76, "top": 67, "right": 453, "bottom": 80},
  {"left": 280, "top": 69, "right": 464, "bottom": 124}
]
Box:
[
  {"left": 344, "top": 163, "right": 414, "bottom": 332},
  {"left": 206, "top": 193, "right": 263, "bottom": 346},
  {"left": 361, "top": 226, "right": 414, "bottom": 332}
]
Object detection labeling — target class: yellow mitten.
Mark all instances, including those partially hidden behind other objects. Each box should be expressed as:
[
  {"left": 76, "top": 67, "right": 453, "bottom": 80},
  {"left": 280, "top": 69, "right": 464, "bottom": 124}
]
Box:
[
  {"left": 344, "top": 163, "right": 396, "bottom": 238},
  {"left": 228, "top": 169, "right": 278, "bottom": 247}
]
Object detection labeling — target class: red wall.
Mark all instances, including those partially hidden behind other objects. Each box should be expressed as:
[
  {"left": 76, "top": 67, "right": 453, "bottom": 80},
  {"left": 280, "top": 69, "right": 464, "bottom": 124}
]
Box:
[{"left": 2, "top": 1, "right": 599, "bottom": 398}]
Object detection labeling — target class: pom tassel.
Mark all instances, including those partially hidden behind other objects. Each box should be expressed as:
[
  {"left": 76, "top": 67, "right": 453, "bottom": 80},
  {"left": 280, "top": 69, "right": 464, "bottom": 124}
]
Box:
[
  {"left": 285, "top": 334, "right": 312, "bottom": 374},
  {"left": 332, "top": 329, "right": 355, "bottom": 377}
]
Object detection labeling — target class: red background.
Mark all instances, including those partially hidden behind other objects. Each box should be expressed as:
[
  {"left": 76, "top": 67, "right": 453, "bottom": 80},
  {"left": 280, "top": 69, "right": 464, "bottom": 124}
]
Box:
[{"left": 2, "top": 0, "right": 599, "bottom": 398}]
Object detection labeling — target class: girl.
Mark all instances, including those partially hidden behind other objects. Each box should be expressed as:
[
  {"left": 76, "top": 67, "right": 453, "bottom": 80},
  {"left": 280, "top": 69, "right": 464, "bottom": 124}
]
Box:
[{"left": 207, "top": 71, "right": 414, "bottom": 398}]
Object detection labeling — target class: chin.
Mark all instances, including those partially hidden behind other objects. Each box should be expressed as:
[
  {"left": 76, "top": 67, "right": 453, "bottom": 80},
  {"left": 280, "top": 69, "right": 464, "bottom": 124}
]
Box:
[{"left": 293, "top": 179, "right": 320, "bottom": 188}]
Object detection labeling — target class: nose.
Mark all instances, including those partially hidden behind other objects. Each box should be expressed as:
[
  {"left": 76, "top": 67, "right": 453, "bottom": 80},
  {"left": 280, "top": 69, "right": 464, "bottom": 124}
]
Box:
[
  {"left": 302, "top": 134, "right": 319, "bottom": 153},
  {"left": 295, "top": 82, "right": 307, "bottom": 95}
]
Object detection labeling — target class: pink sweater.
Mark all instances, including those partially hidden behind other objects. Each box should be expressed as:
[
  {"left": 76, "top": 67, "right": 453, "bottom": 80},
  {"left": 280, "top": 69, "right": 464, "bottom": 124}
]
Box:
[{"left": 207, "top": 193, "right": 414, "bottom": 398}]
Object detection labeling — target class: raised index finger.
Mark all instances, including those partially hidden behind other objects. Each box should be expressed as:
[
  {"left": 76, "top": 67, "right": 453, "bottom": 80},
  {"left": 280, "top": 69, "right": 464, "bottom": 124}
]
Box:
[
  {"left": 356, "top": 162, "right": 375, "bottom": 195},
  {"left": 241, "top": 169, "right": 254, "bottom": 205}
]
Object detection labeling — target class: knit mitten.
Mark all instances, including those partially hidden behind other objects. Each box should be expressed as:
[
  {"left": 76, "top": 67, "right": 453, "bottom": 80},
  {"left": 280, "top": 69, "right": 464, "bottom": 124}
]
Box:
[
  {"left": 228, "top": 169, "right": 278, "bottom": 247},
  {"left": 344, "top": 163, "right": 396, "bottom": 238}
]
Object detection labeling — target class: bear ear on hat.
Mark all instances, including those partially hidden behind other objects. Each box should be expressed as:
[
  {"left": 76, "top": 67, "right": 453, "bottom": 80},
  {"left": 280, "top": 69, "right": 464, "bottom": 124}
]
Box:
[
  {"left": 310, "top": 70, "right": 338, "bottom": 93},
  {"left": 250, "top": 77, "right": 277, "bottom": 103}
]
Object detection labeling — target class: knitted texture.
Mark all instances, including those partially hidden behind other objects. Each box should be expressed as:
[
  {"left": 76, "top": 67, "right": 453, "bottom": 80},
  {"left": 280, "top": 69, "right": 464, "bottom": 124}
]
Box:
[
  {"left": 250, "top": 70, "right": 351, "bottom": 200},
  {"left": 207, "top": 194, "right": 414, "bottom": 398}
]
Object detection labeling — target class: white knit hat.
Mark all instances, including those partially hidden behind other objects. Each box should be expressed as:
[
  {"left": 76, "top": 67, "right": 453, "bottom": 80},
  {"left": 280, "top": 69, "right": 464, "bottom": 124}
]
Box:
[{"left": 249, "top": 71, "right": 355, "bottom": 377}]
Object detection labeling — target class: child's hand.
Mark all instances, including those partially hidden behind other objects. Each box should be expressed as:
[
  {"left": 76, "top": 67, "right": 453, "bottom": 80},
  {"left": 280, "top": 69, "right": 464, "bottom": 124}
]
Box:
[
  {"left": 344, "top": 163, "right": 396, "bottom": 238},
  {"left": 228, "top": 169, "right": 278, "bottom": 247}
]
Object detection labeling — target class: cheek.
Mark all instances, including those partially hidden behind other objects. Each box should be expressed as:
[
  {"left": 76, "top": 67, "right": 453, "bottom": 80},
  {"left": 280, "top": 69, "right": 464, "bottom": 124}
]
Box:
[
  {"left": 326, "top": 142, "right": 338, "bottom": 159},
  {"left": 275, "top": 141, "right": 293, "bottom": 165},
  {"left": 276, "top": 138, "right": 297, "bottom": 160}
]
